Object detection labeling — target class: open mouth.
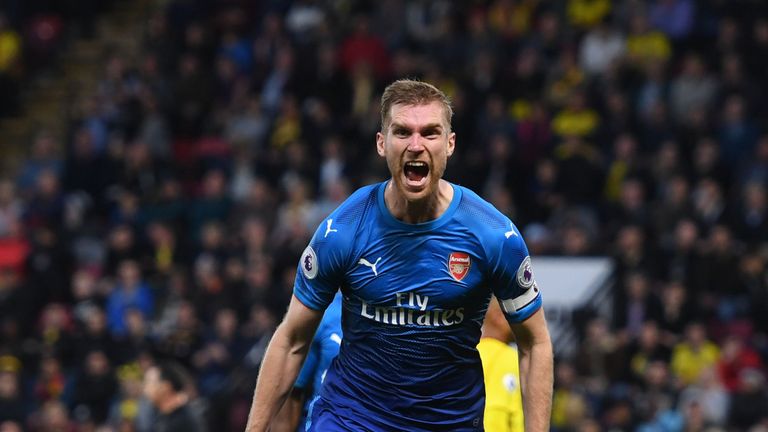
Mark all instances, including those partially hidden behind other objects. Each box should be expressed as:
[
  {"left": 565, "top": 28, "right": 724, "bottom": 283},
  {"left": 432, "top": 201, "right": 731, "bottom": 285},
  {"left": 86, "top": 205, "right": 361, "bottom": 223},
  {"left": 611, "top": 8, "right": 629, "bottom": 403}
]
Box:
[{"left": 403, "top": 161, "right": 429, "bottom": 187}]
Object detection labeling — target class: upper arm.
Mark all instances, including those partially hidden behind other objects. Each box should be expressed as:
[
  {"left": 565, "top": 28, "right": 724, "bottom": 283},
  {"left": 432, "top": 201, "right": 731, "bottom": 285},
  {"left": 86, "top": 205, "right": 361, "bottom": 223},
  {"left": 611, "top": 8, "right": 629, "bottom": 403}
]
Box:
[
  {"left": 294, "top": 218, "right": 353, "bottom": 311},
  {"left": 486, "top": 220, "right": 542, "bottom": 324},
  {"left": 278, "top": 295, "right": 326, "bottom": 351},
  {"left": 508, "top": 307, "right": 551, "bottom": 352}
]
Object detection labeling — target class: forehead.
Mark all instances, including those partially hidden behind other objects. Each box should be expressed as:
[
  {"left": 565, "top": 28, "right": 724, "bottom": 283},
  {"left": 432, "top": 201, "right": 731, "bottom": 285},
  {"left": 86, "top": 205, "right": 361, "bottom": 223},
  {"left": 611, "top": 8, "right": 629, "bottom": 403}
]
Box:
[{"left": 388, "top": 101, "right": 448, "bottom": 128}]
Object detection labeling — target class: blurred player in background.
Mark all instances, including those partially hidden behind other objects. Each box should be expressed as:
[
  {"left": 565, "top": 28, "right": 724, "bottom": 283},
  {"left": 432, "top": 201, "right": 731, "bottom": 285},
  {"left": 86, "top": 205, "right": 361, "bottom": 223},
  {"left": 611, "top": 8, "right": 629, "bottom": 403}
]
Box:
[
  {"left": 479, "top": 296, "right": 524, "bottom": 432},
  {"left": 246, "top": 79, "right": 552, "bottom": 431},
  {"left": 272, "top": 292, "right": 343, "bottom": 431}
]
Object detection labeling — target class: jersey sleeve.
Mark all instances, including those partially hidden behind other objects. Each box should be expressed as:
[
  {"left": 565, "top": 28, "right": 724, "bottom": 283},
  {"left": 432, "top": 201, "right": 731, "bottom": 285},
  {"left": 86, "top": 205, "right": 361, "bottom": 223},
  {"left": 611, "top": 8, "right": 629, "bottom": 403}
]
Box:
[
  {"left": 293, "top": 218, "right": 353, "bottom": 311},
  {"left": 486, "top": 220, "right": 542, "bottom": 323}
]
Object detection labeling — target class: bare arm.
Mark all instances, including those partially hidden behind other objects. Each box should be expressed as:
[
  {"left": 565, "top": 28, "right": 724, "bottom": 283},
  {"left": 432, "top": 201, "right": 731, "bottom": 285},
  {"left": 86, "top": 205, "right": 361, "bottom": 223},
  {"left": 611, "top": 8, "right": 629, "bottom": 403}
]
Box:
[
  {"left": 271, "top": 387, "right": 305, "bottom": 432},
  {"left": 510, "top": 307, "right": 553, "bottom": 432},
  {"left": 245, "top": 295, "right": 324, "bottom": 432}
]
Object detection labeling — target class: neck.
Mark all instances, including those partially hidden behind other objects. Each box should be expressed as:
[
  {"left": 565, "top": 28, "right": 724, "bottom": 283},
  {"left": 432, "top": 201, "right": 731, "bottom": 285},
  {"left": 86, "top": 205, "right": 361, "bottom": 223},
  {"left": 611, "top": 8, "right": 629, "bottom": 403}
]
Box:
[
  {"left": 158, "top": 393, "right": 188, "bottom": 414},
  {"left": 385, "top": 179, "right": 453, "bottom": 224}
]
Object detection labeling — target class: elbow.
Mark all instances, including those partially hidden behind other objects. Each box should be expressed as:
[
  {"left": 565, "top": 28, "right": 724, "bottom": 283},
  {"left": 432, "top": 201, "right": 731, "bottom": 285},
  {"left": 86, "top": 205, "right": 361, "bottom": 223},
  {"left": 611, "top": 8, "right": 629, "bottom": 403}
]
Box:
[{"left": 273, "top": 321, "right": 313, "bottom": 357}]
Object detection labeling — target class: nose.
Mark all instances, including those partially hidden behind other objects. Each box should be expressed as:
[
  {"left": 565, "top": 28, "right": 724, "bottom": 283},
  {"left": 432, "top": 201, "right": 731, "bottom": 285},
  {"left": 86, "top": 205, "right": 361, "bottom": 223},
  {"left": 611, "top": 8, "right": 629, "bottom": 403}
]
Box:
[{"left": 407, "top": 134, "right": 425, "bottom": 152}]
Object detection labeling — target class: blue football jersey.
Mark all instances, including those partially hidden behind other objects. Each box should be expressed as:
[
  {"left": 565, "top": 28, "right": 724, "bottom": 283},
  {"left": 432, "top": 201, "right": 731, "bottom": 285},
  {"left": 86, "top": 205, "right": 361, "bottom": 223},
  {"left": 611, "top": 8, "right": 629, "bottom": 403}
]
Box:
[
  {"left": 294, "top": 181, "right": 542, "bottom": 431},
  {"left": 295, "top": 292, "right": 343, "bottom": 431}
]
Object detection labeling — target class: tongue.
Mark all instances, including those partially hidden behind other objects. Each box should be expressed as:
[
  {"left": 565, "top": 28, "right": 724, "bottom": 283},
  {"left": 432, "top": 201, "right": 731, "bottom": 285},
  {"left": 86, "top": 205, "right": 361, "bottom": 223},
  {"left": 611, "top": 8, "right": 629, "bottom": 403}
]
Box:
[{"left": 406, "top": 169, "right": 424, "bottom": 182}]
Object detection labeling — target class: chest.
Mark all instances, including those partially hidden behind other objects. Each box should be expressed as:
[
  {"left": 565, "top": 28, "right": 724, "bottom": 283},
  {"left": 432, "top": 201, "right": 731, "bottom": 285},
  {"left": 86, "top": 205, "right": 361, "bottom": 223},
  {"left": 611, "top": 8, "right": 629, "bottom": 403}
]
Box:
[{"left": 343, "top": 229, "right": 486, "bottom": 308}]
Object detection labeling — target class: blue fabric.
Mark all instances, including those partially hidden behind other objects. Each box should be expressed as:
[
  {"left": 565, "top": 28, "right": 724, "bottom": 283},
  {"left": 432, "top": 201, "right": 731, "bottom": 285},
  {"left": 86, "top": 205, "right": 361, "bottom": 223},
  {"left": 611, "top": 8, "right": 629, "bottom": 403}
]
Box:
[
  {"left": 296, "top": 293, "right": 343, "bottom": 431},
  {"left": 106, "top": 283, "right": 153, "bottom": 336},
  {"left": 293, "top": 181, "right": 541, "bottom": 430}
]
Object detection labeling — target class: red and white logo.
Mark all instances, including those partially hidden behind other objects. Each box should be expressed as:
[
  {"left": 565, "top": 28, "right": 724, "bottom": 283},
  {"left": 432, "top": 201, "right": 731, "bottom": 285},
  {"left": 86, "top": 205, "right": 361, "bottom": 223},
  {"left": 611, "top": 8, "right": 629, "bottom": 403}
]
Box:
[{"left": 448, "top": 252, "right": 471, "bottom": 281}]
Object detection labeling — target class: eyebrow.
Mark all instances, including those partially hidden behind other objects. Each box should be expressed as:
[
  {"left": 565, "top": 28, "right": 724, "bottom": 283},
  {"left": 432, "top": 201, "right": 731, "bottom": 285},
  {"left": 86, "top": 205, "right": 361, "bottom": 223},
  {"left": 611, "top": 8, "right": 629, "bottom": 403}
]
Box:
[{"left": 390, "top": 123, "right": 444, "bottom": 133}]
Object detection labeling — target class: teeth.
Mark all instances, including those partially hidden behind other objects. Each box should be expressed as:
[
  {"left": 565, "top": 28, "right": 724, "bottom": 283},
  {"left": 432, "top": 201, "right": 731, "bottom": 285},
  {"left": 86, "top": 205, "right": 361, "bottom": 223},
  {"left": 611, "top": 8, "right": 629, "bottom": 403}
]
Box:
[{"left": 405, "top": 161, "right": 426, "bottom": 167}]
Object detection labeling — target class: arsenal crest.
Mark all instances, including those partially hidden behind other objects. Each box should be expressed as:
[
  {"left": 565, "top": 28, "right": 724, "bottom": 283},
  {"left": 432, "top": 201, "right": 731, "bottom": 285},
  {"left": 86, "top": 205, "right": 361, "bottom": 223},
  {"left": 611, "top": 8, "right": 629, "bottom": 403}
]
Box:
[{"left": 448, "top": 252, "right": 471, "bottom": 281}]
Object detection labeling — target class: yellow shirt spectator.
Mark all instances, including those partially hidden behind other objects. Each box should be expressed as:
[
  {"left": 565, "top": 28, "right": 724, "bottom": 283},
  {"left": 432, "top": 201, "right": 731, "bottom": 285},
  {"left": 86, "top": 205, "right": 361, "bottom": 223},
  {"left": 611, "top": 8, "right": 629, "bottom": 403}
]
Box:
[
  {"left": 626, "top": 31, "right": 671, "bottom": 65},
  {"left": 568, "top": 0, "right": 612, "bottom": 30},
  {"left": 552, "top": 108, "right": 600, "bottom": 138},
  {"left": 478, "top": 338, "right": 524, "bottom": 432},
  {"left": 0, "top": 28, "right": 21, "bottom": 72},
  {"left": 671, "top": 340, "right": 720, "bottom": 385}
]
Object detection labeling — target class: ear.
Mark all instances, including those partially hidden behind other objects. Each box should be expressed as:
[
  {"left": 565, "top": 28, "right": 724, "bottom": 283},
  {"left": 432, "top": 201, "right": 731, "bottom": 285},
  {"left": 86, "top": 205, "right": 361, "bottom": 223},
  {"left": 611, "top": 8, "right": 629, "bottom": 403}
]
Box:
[
  {"left": 447, "top": 131, "right": 456, "bottom": 157},
  {"left": 376, "top": 131, "right": 386, "bottom": 157}
]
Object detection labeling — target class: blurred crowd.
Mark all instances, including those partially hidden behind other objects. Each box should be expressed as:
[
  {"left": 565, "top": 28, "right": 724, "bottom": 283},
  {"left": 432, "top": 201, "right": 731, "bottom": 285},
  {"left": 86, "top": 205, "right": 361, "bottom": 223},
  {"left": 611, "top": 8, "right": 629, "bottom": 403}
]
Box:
[
  {"left": 0, "top": 0, "right": 108, "bottom": 118},
  {"left": 1, "top": 0, "right": 768, "bottom": 431}
]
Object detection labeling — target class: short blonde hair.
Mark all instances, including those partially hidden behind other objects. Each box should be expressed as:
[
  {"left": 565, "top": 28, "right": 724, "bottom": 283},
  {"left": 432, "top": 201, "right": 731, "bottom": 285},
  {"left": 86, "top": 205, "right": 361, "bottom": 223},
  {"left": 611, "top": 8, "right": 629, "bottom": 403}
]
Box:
[{"left": 380, "top": 79, "right": 453, "bottom": 132}]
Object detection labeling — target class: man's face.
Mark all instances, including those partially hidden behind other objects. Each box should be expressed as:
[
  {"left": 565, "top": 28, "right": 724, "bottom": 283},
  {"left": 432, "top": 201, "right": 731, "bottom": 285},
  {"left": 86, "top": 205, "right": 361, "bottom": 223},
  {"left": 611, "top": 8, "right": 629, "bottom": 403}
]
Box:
[
  {"left": 142, "top": 367, "right": 164, "bottom": 404},
  {"left": 377, "top": 102, "right": 455, "bottom": 203}
]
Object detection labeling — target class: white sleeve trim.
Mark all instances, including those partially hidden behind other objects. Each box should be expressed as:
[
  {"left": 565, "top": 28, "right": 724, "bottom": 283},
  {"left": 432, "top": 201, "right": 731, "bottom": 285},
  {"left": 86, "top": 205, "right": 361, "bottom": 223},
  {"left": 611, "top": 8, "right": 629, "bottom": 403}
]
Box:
[{"left": 500, "top": 285, "right": 539, "bottom": 314}]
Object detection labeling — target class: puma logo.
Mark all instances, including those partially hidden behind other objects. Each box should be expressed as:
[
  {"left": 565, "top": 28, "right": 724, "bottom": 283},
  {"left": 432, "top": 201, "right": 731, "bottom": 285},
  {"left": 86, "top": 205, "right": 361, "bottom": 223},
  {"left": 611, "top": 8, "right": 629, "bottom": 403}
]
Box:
[
  {"left": 358, "top": 257, "right": 382, "bottom": 276},
  {"left": 505, "top": 222, "right": 518, "bottom": 239},
  {"left": 324, "top": 219, "right": 338, "bottom": 238}
]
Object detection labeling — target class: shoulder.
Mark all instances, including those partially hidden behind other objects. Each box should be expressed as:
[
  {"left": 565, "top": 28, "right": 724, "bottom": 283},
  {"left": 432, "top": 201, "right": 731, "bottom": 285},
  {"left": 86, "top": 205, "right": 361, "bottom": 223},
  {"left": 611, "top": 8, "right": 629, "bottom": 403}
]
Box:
[
  {"left": 309, "top": 183, "right": 380, "bottom": 249},
  {"left": 326, "top": 183, "right": 380, "bottom": 224},
  {"left": 454, "top": 185, "right": 513, "bottom": 231},
  {"left": 300, "top": 185, "right": 381, "bottom": 282},
  {"left": 166, "top": 405, "right": 200, "bottom": 429},
  {"left": 453, "top": 185, "right": 524, "bottom": 250}
]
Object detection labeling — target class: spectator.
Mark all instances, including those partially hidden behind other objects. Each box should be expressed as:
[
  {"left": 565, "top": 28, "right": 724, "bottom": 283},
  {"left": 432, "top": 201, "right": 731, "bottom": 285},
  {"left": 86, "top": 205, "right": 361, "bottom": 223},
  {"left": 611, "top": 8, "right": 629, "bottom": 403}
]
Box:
[
  {"left": 142, "top": 361, "right": 205, "bottom": 432},
  {"left": 717, "top": 335, "right": 763, "bottom": 393},
  {"left": 727, "top": 368, "right": 768, "bottom": 429},
  {"left": 114, "top": 309, "right": 154, "bottom": 364},
  {"left": 671, "top": 322, "right": 720, "bottom": 386},
  {"left": 718, "top": 94, "right": 759, "bottom": 165},
  {"left": 188, "top": 170, "right": 231, "bottom": 241},
  {"left": 0, "top": 182, "right": 21, "bottom": 240},
  {"left": 551, "top": 361, "right": 589, "bottom": 431},
  {"left": 634, "top": 360, "right": 678, "bottom": 429},
  {"left": 32, "top": 355, "right": 67, "bottom": 405},
  {"left": 658, "top": 280, "right": 696, "bottom": 341},
  {"left": 15, "top": 133, "right": 64, "bottom": 197},
  {"left": 625, "top": 321, "right": 671, "bottom": 383},
  {"left": 652, "top": 174, "right": 691, "bottom": 241},
  {"left": 106, "top": 260, "right": 153, "bottom": 337},
  {"left": 0, "top": 13, "right": 21, "bottom": 118},
  {"left": 0, "top": 358, "right": 24, "bottom": 424},
  {"left": 732, "top": 182, "right": 768, "bottom": 245},
  {"left": 34, "top": 400, "right": 74, "bottom": 432},
  {"left": 153, "top": 300, "right": 201, "bottom": 368},
  {"left": 677, "top": 367, "right": 729, "bottom": 427},
  {"left": 579, "top": 19, "right": 625, "bottom": 76},
  {"left": 23, "top": 169, "right": 64, "bottom": 232},
  {"left": 613, "top": 273, "right": 661, "bottom": 340},
  {"left": 552, "top": 91, "right": 600, "bottom": 140},
  {"left": 567, "top": 0, "right": 611, "bottom": 31},
  {"left": 669, "top": 54, "right": 718, "bottom": 124},
  {"left": 72, "top": 349, "right": 118, "bottom": 424},
  {"left": 72, "top": 307, "right": 117, "bottom": 367},
  {"left": 553, "top": 137, "right": 604, "bottom": 206},
  {"left": 107, "top": 363, "right": 145, "bottom": 429},
  {"left": 625, "top": 13, "right": 671, "bottom": 67},
  {"left": 339, "top": 14, "right": 390, "bottom": 80},
  {"left": 648, "top": 0, "right": 694, "bottom": 41},
  {"left": 0, "top": 221, "right": 29, "bottom": 281}
]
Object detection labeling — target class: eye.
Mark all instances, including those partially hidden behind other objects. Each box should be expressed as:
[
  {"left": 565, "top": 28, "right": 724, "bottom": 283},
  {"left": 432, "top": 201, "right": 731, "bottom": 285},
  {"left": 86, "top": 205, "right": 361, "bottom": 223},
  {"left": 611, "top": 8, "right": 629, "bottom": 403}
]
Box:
[{"left": 393, "top": 129, "right": 410, "bottom": 138}]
